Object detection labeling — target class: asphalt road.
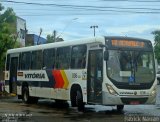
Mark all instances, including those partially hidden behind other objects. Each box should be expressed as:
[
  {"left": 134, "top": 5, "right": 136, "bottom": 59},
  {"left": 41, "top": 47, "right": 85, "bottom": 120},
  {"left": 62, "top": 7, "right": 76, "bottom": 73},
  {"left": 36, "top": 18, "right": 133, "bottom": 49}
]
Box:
[
  {"left": 0, "top": 85, "right": 159, "bottom": 122},
  {"left": 0, "top": 96, "right": 160, "bottom": 122}
]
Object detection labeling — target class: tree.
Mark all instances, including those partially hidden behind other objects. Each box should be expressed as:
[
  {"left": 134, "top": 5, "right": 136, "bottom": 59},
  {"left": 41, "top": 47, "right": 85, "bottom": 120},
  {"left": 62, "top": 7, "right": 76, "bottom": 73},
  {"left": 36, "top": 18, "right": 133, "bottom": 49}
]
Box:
[
  {"left": 152, "top": 30, "right": 160, "bottom": 63},
  {"left": 46, "top": 30, "right": 57, "bottom": 43},
  {"left": 0, "top": 3, "right": 4, "bottom": 11},
  {"left": 46, "top": 30, "right": 64, "bottom": 43},
  {"left": 0, "top": 4, "right": 17, "bottom": 69},
  {"left": 46, "top": 34, "right": 55, "bottom": 43}
]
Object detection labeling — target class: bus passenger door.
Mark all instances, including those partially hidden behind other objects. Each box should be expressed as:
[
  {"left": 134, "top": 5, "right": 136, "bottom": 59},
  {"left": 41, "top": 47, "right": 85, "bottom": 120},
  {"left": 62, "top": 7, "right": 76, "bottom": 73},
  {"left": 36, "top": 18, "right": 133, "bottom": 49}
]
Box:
[
  {"left": 9, "top": 57, "right": 18, "bottom": 94},
  {"left": 87, "top": 50, "right": 103, "bottom": 103}
]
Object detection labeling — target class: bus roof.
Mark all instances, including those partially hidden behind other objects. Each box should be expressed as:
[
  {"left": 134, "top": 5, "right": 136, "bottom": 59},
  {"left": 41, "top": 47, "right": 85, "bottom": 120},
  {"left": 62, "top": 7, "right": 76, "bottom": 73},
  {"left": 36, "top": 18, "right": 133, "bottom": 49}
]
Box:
[
  {"left": 7, "top": 36, "right": 105, "bottom": 54},
  {"left": 7, "top": 36, "right": 151, "bottom": 54}
]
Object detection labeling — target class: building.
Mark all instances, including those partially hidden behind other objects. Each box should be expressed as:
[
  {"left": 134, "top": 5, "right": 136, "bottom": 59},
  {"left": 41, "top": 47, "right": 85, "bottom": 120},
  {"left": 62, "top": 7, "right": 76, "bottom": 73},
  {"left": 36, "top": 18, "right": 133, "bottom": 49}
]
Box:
[
  {"left": 25, "top": 34, "right": 46, "bottom": 46},
  {"left": 16, "top": 16, "right": 26, "bottom": 47}
]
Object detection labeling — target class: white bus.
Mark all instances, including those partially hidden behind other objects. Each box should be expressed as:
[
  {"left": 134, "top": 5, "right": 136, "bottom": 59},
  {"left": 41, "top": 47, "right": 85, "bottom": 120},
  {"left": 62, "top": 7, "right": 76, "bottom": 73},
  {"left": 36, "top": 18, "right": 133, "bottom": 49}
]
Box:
[{"left": 4, "top": 36, "right": 156, "bottom": 111}]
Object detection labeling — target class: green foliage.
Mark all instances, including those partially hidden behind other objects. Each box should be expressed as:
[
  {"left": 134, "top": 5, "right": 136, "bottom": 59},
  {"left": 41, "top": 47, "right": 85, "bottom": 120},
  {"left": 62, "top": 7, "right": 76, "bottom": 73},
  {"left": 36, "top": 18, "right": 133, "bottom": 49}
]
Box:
[
  {"left": 0, "top": 4, "right": 17, "bottom": 69},
  {"left": 46, "top": 34, "right": 55, "bottom": 43},
  {"left": 0, "top": 4, "right": 4, "bottom": 11},
  {"left": 152, "top": 30, "right": 160, "bottom": 63},
  {"left": 46, "top": 30, "right": 64, "bottom": 43}
]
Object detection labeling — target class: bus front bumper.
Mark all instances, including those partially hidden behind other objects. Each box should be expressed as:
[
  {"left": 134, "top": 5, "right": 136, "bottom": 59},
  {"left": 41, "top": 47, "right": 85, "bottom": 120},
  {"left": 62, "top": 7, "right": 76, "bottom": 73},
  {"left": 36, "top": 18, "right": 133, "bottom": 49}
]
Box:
[{"left": 102, "top": 91, "right": 156, "bottom": 105}]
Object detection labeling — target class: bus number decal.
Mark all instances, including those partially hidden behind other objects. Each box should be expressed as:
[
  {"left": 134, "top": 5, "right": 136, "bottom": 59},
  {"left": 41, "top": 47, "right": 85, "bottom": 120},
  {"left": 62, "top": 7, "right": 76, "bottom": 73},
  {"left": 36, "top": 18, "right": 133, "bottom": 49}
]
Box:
[
  {"left": 82, "top": 71, "right": 87, "bottom": 80},
  {"left": 72, "top": 73, "right": 77, "bottom": 78}
]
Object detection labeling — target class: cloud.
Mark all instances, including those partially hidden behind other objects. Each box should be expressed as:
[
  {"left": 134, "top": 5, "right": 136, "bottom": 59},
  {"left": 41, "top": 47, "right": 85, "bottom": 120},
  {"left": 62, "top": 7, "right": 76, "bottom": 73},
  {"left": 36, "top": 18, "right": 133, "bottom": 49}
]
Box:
[
  {"left": 2, "top": 0, "right": 160, "bottom": 42},
  {"left": 106, "top": 25, "right": 159, "bottom": 34}
]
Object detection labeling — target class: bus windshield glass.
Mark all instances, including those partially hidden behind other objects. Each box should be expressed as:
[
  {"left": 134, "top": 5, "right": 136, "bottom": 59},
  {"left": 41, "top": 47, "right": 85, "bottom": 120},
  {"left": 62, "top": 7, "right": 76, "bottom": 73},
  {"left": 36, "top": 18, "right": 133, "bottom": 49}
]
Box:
[{"left": 107, "top": 50, "right": 155, "bottom": 84}]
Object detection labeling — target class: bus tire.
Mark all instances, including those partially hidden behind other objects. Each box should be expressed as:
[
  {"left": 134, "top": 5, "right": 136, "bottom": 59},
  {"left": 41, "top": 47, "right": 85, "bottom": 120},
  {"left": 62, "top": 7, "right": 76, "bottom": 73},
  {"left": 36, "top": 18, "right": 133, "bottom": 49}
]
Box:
[
  {"left": 55, "top": 100, "right": 67, "bottom": 104},
  {"left": 22, "top": 87, "right": 31, "bottom": 104},
  {"left": 31, "top": 97, "right": 38, "bottom": 104},
  {"left": 71, "top": 89, "right": 77, "bottom": 107},
  {"left": 76, "top": 90, "right": 84, "bottom": 112},
  {"left": 117, "top": 105, "right": 124, "bottom": 112}
]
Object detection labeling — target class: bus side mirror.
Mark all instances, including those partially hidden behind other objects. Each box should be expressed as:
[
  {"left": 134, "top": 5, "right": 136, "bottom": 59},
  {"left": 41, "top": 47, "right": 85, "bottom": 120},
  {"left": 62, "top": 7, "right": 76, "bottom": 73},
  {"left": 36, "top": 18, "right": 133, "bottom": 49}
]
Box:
[{"left": 104, "top": 50, "right": 109, "bottom": 61}]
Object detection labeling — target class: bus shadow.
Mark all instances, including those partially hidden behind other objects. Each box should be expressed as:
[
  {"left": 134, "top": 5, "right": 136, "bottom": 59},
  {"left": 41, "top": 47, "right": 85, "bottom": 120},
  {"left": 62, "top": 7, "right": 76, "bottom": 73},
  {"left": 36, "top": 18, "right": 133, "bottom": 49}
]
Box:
[
  {"left": 64, "top": 106, "right": 124, "bottom": 121},
  {"left": 20, "top": 99, "right": 124, "bottom": 119}
]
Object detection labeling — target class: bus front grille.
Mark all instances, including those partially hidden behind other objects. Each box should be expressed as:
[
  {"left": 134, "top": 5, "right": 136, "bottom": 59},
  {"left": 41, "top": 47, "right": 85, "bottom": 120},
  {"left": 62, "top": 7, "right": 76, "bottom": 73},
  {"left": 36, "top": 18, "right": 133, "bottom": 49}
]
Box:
[{"left": 121, "top": 98, "right": 148, "bottom": 104}]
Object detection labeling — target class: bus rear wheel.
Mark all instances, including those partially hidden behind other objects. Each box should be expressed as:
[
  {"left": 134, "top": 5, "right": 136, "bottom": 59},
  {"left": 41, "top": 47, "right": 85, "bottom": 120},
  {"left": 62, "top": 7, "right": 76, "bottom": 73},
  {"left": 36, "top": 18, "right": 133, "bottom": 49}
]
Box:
[
  {"left": 76, "top": 90, "right": 84, "bottom": 111},
  {"left": 22, "top": 87, "right": 38, "bottom": 104},
  {"left": 71, "top": 87, "right": 85, "bottom": 111},
  {"left": 22, "top": 87, "right": 31, "bottom": 104},
  {"left": 117, "top": 105, "right": 124, "bottom": 112},
  {"left": 71, "top": 90, "right": 77, "bottom": 107}
]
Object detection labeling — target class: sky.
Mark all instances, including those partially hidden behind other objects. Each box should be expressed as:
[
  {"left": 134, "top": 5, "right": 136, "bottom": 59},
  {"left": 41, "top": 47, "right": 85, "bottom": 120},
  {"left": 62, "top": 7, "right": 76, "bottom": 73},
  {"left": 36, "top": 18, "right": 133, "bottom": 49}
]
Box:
[{"left": 1, "top": 0, "right": 160, "bottom": 42}]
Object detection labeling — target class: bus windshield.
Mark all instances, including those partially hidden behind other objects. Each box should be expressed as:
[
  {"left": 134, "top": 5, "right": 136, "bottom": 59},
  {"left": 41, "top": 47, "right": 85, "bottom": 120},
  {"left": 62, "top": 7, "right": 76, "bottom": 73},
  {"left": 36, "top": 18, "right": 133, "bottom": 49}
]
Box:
[{"left": 107, "top": 50, "right": 155, "bottom": 85}]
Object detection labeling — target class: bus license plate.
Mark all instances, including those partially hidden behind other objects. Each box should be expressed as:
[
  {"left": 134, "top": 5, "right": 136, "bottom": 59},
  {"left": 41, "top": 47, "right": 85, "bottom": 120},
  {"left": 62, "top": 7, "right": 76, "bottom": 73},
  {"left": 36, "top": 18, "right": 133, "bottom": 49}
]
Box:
[{"left": 130, "top": 101, "right": 139, "bottom": 105}]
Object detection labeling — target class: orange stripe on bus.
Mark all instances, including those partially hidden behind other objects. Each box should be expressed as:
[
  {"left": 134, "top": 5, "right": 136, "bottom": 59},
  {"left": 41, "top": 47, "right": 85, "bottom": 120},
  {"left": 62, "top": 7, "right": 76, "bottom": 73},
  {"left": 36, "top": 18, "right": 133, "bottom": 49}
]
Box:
[
  {"left": 52, "top": 70, "right": 64, "bottom": 88},
  {"left": 60, "top": 70, "right": 69, "bottom": 89}
]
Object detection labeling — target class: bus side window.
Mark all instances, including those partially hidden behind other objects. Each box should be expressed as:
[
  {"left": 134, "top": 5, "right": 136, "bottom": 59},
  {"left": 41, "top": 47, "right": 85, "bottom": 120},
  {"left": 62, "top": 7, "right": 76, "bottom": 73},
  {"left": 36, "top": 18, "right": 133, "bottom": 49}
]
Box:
[
  {"left": 18, "top": 53, "right": 21, "bottom": 70},
  {"left": 71, "top": 45, "right": 87, "bottom": 69},
  {"left": 56, "top": 47, "right": 71, "bottom": 69},
  {"left": 31, "top": 50, "right": 43, "bottom": 70},
  {"left": 43, "top": 49, "right": 55, "bottom": 69},
  {"left": 21, "top": 52, "right": 31, "bottom": 70}
]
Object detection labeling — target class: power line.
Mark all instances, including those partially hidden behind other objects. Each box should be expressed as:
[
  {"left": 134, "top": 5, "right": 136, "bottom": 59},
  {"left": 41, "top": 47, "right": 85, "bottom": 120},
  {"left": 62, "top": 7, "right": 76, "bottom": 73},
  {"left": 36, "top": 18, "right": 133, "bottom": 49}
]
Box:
[
  {"left": 1, "top": 0, "right": 160, "bottom": 12},
  {"left": 2, "top": 0, "right": 160, "bottom": 16},
  {"left": 100, "top": 0, "right": 160, "bottom": 2},
  {"left": 2, "top": 0, "right": 160, "bottom": 9},
  {"left": 12, "top": 6, "right": 160, "bottom": 12},
  {"left": 17, "top": 10, "right": 160, "bottom": 17},
  {"left": 16, "top": 8, "right": 160, "bottom": 15},
  {"left": 2, "top": 0, "right": 160, "bottom": 3},
  {"left": 16, "top": 9, "right": 160, "bottom": 16}
]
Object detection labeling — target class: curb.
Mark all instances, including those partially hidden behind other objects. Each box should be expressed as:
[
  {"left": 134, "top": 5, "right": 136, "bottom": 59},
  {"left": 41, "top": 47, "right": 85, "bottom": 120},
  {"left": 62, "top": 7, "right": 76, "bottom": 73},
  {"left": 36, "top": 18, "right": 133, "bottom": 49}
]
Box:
[{"left": 0, "top": 92, "right": 17, "bottom": 98}]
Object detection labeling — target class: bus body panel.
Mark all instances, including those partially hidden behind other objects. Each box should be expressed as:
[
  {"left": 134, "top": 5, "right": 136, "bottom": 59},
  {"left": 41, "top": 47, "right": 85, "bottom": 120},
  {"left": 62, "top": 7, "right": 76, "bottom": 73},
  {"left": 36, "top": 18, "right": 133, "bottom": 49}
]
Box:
[
  {"left": 102, "top": 92, "right": 156, "bottom": 105},
  {"left": 4, "top": 36, "right": 156, "bottom": 107},
  {"left": 101, "top": 37, "right": 157, "bottom": 105},
  {"left": 15, "top": 69, "right": 87, "bottom": 101}
]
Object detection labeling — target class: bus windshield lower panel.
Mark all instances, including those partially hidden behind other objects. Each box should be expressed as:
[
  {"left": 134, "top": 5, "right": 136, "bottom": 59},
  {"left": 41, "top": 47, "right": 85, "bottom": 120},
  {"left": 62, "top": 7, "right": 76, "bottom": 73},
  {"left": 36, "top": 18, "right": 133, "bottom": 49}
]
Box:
[{"left": 107, "top": 50, "right": 155, "bottom": 89}]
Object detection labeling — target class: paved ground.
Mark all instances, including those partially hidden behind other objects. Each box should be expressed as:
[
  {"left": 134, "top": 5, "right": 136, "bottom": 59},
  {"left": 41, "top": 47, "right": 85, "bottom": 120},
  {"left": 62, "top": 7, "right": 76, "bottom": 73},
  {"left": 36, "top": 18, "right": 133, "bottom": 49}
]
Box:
[
  {"left": 0, "top": 85, "right": 160, "bottom": 122},
  {"left": 0, "top": 96, "right": 160, "bottom": 122}
]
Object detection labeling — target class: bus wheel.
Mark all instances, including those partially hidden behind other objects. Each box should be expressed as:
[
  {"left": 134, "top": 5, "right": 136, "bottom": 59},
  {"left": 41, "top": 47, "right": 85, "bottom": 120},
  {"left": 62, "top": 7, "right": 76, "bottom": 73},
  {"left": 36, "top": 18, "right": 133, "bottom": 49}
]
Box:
[
  {"left": 117, "top": 105, "right": 124, "bottom": 112},
  {"left": 31, "top": 97, "right": 38, "bottom": 104},
  {"left": 22, "top": 87, "right": 31, "bottom": 104},
  {"left": 76, "top": 90, "right": 84, "bottom": 112},
  {"left": 71, "top": 90, "right": 77, "bottom": 107}
]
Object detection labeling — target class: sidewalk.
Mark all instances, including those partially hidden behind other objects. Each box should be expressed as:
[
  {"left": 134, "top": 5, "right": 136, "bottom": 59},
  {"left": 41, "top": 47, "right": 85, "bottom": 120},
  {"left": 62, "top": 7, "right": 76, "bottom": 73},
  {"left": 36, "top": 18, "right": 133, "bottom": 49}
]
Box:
[{"left": 0, "top": 90, "right": 9, "bottom": 97}]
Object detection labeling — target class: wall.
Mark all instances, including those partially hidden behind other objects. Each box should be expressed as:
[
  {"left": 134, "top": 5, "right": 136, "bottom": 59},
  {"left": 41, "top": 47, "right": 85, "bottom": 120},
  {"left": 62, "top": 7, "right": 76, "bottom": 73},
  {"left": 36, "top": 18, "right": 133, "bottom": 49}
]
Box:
[{"left": 16, "top": 16, "right": 26, "bottom": 47}]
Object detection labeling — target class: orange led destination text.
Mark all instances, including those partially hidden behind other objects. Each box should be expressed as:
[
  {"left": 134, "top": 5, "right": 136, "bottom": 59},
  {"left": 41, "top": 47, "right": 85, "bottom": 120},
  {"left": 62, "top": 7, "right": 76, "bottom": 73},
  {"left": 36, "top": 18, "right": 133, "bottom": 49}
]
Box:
[{"left": 111, "top": 40, "right": 145, "bottom": 48}]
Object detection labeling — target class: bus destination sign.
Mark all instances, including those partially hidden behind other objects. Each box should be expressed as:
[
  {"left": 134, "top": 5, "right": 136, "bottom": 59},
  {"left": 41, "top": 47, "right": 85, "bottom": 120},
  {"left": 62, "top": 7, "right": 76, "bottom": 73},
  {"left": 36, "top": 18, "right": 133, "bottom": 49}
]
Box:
[{"left": 111, "top": 40, "right": 145, "bottom": 48}]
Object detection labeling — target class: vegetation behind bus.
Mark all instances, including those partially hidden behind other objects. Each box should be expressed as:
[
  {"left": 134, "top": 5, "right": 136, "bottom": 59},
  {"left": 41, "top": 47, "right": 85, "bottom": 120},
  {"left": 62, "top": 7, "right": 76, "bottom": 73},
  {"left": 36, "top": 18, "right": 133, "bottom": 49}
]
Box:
[
  {"left": 0, "top": 4, "right": 20, "bottom": 71},
  {"left": 152, "top": 30, "right": 160, "bottom": 64}
]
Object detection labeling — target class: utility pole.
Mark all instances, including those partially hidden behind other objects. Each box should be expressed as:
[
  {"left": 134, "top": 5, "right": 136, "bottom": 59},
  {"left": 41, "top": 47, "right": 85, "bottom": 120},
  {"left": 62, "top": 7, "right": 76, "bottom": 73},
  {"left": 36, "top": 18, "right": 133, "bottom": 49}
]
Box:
[
  {"left": 37, "top": 28, "right": 42, "bottom": 45},
  {"left": 90, "top": 25, "right": 98, "bottom": 37},
  {"left": 53, "top": 30, "right": 56, "bottom": 42}
]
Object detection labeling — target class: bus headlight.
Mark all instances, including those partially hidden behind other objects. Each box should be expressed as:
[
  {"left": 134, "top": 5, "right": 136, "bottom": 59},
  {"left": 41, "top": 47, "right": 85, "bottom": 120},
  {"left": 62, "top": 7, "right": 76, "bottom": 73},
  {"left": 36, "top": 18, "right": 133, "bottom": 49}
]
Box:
[
  {"left": 106, "top": 84, "right": 118, "bottom": 95},
  {"left": 151, "top": 88, "right": 156, "bottom": 96}
]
